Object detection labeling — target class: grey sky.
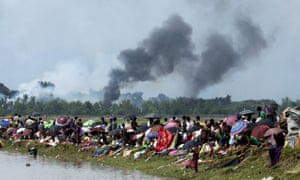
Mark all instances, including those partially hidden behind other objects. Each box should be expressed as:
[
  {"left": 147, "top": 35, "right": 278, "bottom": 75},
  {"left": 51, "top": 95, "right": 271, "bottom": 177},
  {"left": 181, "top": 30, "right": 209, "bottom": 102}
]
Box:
[{"left": 0, "top": 0, "right": 299, "bottom": 103}]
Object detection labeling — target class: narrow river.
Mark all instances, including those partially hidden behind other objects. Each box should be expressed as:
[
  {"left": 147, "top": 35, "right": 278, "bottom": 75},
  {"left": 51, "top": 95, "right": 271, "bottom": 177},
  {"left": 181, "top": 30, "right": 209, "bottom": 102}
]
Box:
[{"left": 0, "top": 151, "right": 164, "bottom": 180}]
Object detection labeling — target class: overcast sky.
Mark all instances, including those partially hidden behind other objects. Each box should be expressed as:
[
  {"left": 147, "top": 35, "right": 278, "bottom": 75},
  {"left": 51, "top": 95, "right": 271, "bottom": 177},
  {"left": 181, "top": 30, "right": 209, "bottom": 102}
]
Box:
[{"left": 0, "top": 0, "right": 299, "bottom": 103}]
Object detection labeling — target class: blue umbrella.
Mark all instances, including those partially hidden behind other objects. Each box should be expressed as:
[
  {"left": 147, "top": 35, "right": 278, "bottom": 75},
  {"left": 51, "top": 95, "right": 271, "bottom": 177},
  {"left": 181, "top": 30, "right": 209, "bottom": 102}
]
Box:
[{"left": 230, "top": 121, "right": 247, "bottom": 136}]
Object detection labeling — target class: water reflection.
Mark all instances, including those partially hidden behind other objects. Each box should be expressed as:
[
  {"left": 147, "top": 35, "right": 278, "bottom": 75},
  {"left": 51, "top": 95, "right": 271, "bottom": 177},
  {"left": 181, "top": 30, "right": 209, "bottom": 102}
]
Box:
[{"left": 0, "top": 152, "right": 164, "bottom": 180}]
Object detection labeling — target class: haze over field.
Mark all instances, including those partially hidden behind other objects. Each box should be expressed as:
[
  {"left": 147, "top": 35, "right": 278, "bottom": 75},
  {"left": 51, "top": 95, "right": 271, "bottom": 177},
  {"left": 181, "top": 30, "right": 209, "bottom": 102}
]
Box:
[{"left": 0, "top": 0, "right": 299, "bottom": 103}]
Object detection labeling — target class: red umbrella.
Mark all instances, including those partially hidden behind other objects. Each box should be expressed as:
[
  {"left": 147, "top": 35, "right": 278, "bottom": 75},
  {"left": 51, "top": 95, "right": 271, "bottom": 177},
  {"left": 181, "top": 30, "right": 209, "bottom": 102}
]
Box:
[
  {"left": 251, "top": 125, "right": 270, "bottom": 139},
  {"left": 55, "top": 116, "right": 70, "bottom": 127},
  {"left": 224, "top": 115, "right": 238, "bottom": 126}
]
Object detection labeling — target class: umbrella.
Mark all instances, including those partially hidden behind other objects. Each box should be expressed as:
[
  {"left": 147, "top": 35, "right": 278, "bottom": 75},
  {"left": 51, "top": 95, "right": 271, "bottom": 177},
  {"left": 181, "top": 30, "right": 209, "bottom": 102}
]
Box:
[
  {"left": 239, "top": 109, "right": 255, "bottom": 116},
  {"left": 44, "top": 119, "right": 55, "bottom": 129},
  {"left": 164, "top": 121, "right": 178, "bottom": 129},
  {"left": 187, "top": 125, "right": 200, "bottom": 134},
  {"left": 264, "top": 128, "right": 282, "bottom": 138},
  {"left": 108, "top": 128, "right": 122, "bottom": 136},
  {"left": 230, "top": 121, "right": 247, "bottom": 136},
  {"left": 264, "top": 128, "right": 283, "bottom": 146},
  {"left": 55, "top": 116, "right": 70, "bottom": 127},
  {"left": 251, "top": 125, "right": 270, "bottom": 139},
  {"left": 123, "top": 114, "right": 135, "bottom": 120},
  {"left": 48, "top": 125, "right": 62, "bottom": 134},
  {"left": 1, "top": 119, "right": 9, "bottom": 128},
  {"left": 146, "top": 130, "right": 158, "bottom": 139},
  {"left": 83, "top": 119, "right": 96, "bottom": 128},
  {"left": 224, "top": 115, "right": 238, "bottom": 126},
  {"left": 31, "top": 112, "right": 41, "bottom": 118},
  {"left": 136, "top": 123, "right": 149, "bottom": 134},
  {"left": 246, "top": 122, "right": 257, "bottom": 130},
  {"left": 90, "top": 126, "right": 105, "bottom": 132},
  {"left": 258, "top": 119, "right": 275, "bottom": 128},
  {"left": 167, "top": 126, "right": 178, "bottom": 133},
  {"left": 145, "top": 113, "right": 161, "bottom": 119},
  {"left": 182, "top": 139, "right": 201, "bottom": 150}
]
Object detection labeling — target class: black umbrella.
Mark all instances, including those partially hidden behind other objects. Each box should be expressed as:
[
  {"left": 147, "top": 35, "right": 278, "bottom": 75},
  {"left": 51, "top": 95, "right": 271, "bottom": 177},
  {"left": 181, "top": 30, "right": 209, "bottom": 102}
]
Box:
[
  {"left": 258, "top": 119, "right": 275, "bottom": 128},
  {"left": 246, "top": 122, "right": 257, "bottom": 130},
  {"left": 144, "top": 113, "right": 161, "bottom": 119},
  {"left": 31, "top": 112, "right": 41, "bottom": 118},
  {"left": 136, "top": 123, "right": 149, "bottom": 134},
  {"left": 108, "top": 128, "right": 122, "bottom": 136},
  {"left": 239, "top": 109, "right": 255, "bottom": 116},
  {"left": 46, "top": 125, "right": 62, "bottom": 136},
  {"left": 123, "top": 114, "right": 135, "bottom": 120},
  {"left": 182, "top": 139, "right": 201, "bottom": 150},
  {"left": 187, "top": 125, "right": 200, "bottom": 134},
  {"left": 166, "top": 126, "right": 178, "bottom": 133}
]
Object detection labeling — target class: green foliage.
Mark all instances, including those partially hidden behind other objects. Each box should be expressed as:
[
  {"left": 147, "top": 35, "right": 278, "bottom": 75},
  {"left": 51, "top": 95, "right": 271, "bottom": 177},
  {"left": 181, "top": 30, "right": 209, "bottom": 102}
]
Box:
[{"left": 0, "top": 94, "right": 299, "bottom": 117}]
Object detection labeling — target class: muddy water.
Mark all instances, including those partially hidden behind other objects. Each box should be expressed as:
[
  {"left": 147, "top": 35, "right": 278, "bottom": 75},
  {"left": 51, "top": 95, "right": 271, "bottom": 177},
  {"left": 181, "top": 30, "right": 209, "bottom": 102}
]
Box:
[{"left": 0, "top": 152, "right": 164, "bottom": 180}]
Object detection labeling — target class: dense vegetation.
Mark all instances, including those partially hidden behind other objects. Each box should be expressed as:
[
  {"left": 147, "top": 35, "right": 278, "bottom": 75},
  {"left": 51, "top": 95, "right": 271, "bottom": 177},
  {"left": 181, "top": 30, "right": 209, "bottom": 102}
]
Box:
[{"left": 0, "top": 93, "right": 299, "bottom": 117}]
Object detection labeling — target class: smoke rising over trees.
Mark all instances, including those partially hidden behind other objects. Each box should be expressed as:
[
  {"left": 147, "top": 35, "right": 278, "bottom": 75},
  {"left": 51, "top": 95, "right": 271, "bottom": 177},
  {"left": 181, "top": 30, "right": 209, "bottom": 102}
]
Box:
[{"left": 103, "top": 14, "right": 267, "bottom": 103}]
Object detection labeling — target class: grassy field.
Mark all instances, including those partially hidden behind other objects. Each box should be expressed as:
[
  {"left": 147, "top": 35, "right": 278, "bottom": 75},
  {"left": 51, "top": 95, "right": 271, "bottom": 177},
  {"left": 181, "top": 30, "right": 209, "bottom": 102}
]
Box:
[{"left": 1, "top": 140, "right": 300, "bottom": 180}]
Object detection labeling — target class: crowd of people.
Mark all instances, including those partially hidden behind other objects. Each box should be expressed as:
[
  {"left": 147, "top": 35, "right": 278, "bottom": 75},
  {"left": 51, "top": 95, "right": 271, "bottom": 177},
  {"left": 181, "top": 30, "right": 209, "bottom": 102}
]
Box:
[{"left": 0, "top": 104, "right": 288, "bottom": 172}]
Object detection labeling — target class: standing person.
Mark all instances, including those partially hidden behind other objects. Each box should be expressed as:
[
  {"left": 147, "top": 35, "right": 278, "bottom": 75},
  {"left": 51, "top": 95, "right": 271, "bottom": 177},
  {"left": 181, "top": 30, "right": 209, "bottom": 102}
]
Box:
[
  {"left": 75, "top": 122, "right": 82, "bottom": 145},
  {"left": 268, "top": 132, "right": 285, "bottom": 167},
  {"left": 191, "top": 146, "right": 200, "bottom": 173},
  {"left": 182, "top": 116, "right": 187, "bottom": 133},
  {"left": 186, "top": 116, "right": 194, "bottom": 131},
  {"left": 112, "top": 117, "right": 118, "bottom": 130}
]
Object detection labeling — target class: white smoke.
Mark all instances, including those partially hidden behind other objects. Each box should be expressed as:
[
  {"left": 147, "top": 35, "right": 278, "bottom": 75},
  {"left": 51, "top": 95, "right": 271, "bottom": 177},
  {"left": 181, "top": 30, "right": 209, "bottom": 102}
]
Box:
[{"left": 17, "top": 58, "right": 110, "bottom": 102}]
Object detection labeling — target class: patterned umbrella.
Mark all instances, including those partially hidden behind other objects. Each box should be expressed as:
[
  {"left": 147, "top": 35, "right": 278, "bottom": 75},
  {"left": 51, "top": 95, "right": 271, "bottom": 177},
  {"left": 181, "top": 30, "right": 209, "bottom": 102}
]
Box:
[
  {"left": 230, "top": 120, "right": 247, "bottom": 136},
  {"left": 55, "top": 116, "right": 70, "bottom": 127},
  {"left": 164, "top": 121, "right": 178, "bottom": 129},
  {"left": 224, "top": 115, "right": 238, "bottom": 126}
]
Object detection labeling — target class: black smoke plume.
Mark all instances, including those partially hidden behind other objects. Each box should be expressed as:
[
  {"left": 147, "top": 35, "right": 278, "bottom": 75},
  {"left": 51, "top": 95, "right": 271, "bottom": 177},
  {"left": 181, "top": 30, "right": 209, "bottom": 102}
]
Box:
[
  {"left": 188, "top": 16, "right": 267, "bottom": 96},
  {"left": 103, "top": 15, "right": 197, "bottom": 102},
  {"left": 0, "top": 82, "right": 18, "bottom": 98},
  {"left": 103, "top": 14, "right": 267, "bottom": 103}
]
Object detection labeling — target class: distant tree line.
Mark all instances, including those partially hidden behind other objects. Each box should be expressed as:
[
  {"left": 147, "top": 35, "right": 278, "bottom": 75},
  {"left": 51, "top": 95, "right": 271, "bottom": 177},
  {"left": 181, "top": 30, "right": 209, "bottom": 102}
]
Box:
[{"left": 0, "top": 94, "right": 298, "bottom": 117}]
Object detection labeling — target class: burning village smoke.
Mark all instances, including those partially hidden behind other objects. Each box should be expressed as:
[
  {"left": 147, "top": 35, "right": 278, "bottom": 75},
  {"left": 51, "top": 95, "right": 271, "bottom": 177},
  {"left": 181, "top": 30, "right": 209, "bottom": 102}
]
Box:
[{"left": 103, "top": 14, "right": 267, "bottom": 103}]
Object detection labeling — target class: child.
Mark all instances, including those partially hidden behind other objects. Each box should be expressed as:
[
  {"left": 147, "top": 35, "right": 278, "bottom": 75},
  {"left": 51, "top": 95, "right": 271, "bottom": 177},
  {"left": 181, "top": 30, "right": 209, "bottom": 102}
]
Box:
[{"left": 191, "top": 146, "right": 200, "bottom": 173}]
